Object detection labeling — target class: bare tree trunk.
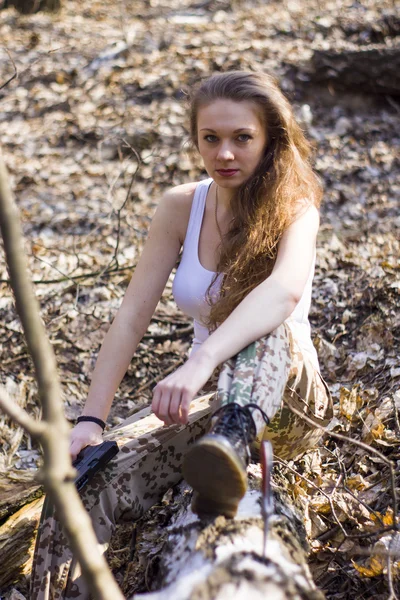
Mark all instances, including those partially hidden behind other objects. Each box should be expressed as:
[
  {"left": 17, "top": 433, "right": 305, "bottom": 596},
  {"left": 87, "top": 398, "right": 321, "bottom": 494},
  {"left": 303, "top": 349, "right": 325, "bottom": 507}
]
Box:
[{"left": 0, "top": 146, "right": 124, "bottom": 600}]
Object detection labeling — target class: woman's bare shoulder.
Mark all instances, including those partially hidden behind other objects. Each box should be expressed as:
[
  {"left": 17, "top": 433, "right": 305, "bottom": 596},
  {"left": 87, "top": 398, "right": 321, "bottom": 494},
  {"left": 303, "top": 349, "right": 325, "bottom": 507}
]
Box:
[
  {"left": 159, "top": 181, "right": 199, "bottom": 242},
  {"left": 290, "top": 198, "right": 320, "bottom": 228},
  {"left": 284, "top": 202, "right": 319, "bottom": 241},
  {"left": 161, "top": 181, "right": 198, "bottom": 206}
]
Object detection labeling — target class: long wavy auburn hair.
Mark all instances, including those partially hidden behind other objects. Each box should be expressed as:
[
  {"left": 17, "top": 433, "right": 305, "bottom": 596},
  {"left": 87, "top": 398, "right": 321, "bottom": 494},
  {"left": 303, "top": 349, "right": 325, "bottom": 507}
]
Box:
[{"left": 189, "top": 70, "right": 323, "bottom": 330}]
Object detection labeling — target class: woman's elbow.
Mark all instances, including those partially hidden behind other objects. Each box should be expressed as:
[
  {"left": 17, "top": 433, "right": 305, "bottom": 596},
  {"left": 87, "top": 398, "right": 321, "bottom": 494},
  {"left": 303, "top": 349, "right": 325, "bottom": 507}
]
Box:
[
  {"left": 266, "top": 275, "right": 303, "bottom": 308},
  {"left": 284, "top": 290, "right": 302, "bottom": 315}
]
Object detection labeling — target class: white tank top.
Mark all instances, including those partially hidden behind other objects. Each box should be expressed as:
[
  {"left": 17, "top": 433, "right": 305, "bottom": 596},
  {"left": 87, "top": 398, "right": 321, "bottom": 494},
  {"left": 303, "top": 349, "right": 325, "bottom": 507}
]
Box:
[{"left": 172, "top": 178, "right": 319, "bottom": 368}]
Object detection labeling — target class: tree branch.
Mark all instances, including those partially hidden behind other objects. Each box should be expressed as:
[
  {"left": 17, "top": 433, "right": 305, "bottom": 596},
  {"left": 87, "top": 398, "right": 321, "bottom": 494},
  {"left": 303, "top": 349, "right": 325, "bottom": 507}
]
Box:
[
  {"left": 283, "top": 390, "right": 399, "bottom": 530},
  {"left": 0, "top": 385, "right": 46, "bottom": 438},
  {"left": 0, "top": 47, "right": 17, "bottom": 91},
  {"left": 0, "top": 145, "right": 125, "bottom": 600},
  {"left": 0, "top": 264, "right": 134, "bottom": 285}
]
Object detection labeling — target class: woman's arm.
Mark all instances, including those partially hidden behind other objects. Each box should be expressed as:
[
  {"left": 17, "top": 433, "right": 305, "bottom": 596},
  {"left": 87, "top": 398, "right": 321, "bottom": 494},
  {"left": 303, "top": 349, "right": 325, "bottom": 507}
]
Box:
[
  {"left": 152, "top": 204, "right": 320, "bottom": 425},
  {"left": 70, "top": 183, "right": 194, "bottom": 458},
  {"left": 196, "top": 204, "right": 320, "bottom": 366}
]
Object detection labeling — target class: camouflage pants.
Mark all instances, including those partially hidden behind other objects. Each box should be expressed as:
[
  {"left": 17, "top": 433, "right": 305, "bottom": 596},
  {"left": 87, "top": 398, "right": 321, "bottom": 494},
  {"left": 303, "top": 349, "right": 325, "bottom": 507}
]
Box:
[{"left": 30, "top": 322, "right": 332, "bottom": 599}]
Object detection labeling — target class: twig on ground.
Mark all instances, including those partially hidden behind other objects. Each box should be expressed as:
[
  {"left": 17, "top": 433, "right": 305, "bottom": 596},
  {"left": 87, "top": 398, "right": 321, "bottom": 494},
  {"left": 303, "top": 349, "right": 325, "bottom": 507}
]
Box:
[
  {"left": 387, "top": 531, "right": 399, "bottom": 600},
  {"left": 2, "top": 352, "right": 30, "bottom": 365},
  {"left": 0, "top": 264, "right": 134, "bottom": 285},
  {"left": 284, "top": 388, "right": 399, "bottom": 530},
  {"left": 143, "top": 324, "right": 193, "bottom": 341},
  {"left": 106, "top": 139, "right": 141, "bottom": 271},
  {"left": 0, "top": 47, "right": 17, "bottom": 91}
]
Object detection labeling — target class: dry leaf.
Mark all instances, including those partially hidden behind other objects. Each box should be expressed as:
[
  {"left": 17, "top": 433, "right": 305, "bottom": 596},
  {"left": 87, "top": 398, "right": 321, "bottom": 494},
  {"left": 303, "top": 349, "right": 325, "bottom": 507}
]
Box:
[
  {"left": 339, "top": 386, "right": 363, "bottom": 421},
  {"left": 352, "top": 556, "right": 385, "bottom": 577}
]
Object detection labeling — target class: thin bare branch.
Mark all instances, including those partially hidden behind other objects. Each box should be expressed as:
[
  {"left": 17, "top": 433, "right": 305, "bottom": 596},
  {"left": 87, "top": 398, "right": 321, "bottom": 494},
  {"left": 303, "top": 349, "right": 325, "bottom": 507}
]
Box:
[
  {"left": 283, "top": 390, "right": 399, "bottom": 533},
  {"left": 0, "top": 47, "right": 17, "bottom": 91},
  {"left": 0, "top": 385, "right": 45, "bottom": 438},
  {"left": 284, "top": 389, "right": 395, "bottom": 466},
  {"left": 0, "top": 148, "right": 63, "bottom": 423},
  {"left": 0, "top": 264, "right": 134, "bottom": 285},
  {"left": 107, "top": 140, "right": 140, "bottom": 271},
  {"left": 0, "top": 145, "right": 125, "bottom": 600}
]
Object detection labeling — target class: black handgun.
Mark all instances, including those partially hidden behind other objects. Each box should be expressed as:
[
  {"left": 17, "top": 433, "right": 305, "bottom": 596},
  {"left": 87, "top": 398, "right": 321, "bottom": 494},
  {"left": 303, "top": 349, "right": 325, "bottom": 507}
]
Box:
[{"left": 72, "top": 441, "right": 119, "bottom": 491}]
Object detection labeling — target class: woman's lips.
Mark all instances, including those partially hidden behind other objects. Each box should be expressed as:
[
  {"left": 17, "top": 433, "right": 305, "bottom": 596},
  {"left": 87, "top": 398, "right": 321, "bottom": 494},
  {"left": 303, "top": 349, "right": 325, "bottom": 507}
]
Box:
[{"left": 216, "top": 169, "right": 239, "bottom": 177}]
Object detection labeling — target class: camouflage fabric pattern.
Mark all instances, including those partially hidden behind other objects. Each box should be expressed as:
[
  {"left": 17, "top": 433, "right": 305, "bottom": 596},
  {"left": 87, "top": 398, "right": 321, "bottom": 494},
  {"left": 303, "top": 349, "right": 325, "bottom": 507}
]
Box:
[
  {"left": 30, "top": 323, "right": 332, "bottom": 599},
  {"left": 30, "top": 395, "right": 214, "bottom": 599},
  {"left": 217, "top": 322, "right": 333, "bottom": 460}
]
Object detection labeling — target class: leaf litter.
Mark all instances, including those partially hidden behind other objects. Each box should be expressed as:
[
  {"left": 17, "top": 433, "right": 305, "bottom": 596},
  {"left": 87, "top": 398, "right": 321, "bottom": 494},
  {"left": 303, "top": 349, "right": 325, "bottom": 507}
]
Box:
[{"left": 0, "top": 0, "right": 399, "bottom": 597}]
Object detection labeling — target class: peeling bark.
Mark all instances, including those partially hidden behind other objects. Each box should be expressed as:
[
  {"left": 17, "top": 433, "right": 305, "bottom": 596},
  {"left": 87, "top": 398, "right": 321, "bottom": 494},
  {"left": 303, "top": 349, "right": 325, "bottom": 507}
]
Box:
[
  {"left": 0, "top": 474, "right": 42, "bottom": 521},
  {"left": 0, "top": 496, "right": 44, "bottom": 589},
  {"left": 128, "top": 472, "right": 324, "bottom": 600}
]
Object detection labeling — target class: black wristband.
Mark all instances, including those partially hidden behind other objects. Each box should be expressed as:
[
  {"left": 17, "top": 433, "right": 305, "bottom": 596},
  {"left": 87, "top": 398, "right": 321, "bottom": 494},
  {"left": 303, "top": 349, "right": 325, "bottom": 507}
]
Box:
[{"left": 76, "top": 416, "right": 106, "bottom": 430}]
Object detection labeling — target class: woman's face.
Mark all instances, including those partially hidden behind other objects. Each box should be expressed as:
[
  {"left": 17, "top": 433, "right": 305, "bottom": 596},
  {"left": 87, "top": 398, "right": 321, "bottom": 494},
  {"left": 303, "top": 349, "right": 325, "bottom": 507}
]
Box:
[{"left": 196, "top": 99, "right": 268, "bottom": 190}]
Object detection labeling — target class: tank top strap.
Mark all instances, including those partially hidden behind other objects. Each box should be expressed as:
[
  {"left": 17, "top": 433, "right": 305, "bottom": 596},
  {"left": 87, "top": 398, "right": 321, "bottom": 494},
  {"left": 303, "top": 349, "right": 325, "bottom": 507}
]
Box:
[{"left": 183, "top": 178, "right": 213, "bottom": 253}]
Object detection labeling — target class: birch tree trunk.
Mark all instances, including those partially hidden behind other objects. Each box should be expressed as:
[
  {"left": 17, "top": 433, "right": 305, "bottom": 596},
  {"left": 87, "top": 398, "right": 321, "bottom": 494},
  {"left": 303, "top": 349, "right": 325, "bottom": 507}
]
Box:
[{"left": 128, "top": 473, "right": 324, "bottom": 600}]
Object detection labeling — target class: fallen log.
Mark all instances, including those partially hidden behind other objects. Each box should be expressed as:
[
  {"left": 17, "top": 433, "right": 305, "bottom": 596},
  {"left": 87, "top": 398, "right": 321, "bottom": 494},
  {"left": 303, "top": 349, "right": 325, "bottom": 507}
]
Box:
[
  {"left": 103, "top": 397, "right": 324, "bottom": 598},
  {"left": 0, "top": 496, "right": 44, "bottom": 590},
  {"left": 0, "top": 472, "right": 42, "bottom": 521},
  {"left": 0, "top": 472, "right": 44, "bottom": 589},
  {"left": 127, "top": 470, "right": 325, "bottom": 599},
  {"left": 1, "top": 398, "right": 325, "bottom": 599},
  {"left": 310, "top": 46, "right": 400, "bottom": 96}
]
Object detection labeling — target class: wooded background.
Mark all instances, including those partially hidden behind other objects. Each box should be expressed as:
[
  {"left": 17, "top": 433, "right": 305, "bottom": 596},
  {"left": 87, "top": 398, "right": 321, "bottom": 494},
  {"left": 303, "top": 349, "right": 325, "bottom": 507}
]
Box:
[{"left": 0, "top": 0, "right": 399, "bottom": 598}]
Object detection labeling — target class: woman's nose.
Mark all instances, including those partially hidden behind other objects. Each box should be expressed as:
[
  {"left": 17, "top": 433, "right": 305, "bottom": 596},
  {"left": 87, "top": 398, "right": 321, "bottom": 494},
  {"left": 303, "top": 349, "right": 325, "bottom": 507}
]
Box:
[{"left": 217, "top": 143, "right": 234, "bottom": 161}]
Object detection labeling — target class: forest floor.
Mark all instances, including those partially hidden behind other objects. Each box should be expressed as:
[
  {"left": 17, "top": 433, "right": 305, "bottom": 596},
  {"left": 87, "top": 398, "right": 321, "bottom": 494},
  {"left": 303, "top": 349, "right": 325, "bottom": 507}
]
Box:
[{"left": 0, "top": 0, "right": 399, "bottom": 598}]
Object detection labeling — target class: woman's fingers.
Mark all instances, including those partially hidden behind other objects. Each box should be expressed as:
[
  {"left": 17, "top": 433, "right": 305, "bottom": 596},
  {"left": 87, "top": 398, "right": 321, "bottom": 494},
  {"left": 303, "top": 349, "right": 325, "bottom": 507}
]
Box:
[
  {"left": 169, "top": 388, "right": 184, "bottom": 424},
  {"left": 151, "top": 384, "right": 162, "bottom": 416},
  {"left": 179, "top": 389, "right": 193, "bottom": 424},
  {"left": 70, "top": 439, "right": 86, "bottom": 462},
  {"left": 154, "top": 384, "right": 173, "bottom": 425},
  {"left": 69, "top": 423, "right": 103, "bottom": 461},
  {"left": 152, "top": 379, "right": 195, "bottom": 425},
  {"left": 151, "top": 356, "right": 213, "bottom": 425}
]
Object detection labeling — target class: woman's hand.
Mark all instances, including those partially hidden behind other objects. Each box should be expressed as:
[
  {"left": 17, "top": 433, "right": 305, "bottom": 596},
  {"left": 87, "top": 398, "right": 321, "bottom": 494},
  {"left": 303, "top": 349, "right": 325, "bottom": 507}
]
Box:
[
  {"left": 69, "top": 421, "right": 104, "bottom": 461},
  {"left": 151, "top": 352, "right": 215, "bottom": 425}
]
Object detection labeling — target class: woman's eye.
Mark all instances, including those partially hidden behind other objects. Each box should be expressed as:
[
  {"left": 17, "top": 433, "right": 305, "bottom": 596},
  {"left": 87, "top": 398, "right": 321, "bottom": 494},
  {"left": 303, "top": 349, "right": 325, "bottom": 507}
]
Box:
[
  {"left": 237, "top": 134, "right": 252, "bottom": 142},
  {"left": 204, "top": 135, "right": 218, "bottom": 143}
]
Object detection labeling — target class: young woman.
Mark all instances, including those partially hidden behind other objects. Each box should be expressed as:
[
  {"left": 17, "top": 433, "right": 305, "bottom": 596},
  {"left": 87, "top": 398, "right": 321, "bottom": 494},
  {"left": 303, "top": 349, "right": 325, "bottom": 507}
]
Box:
[{"left": 31, "top": 70, "right": 332, "bottom": 599}]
